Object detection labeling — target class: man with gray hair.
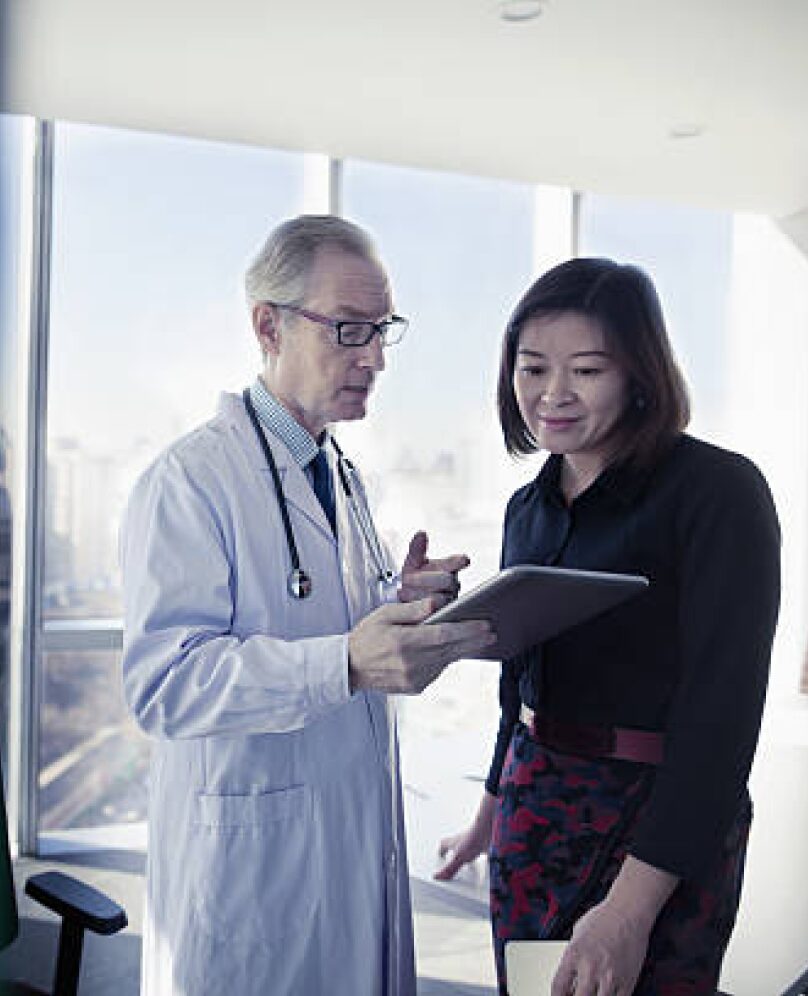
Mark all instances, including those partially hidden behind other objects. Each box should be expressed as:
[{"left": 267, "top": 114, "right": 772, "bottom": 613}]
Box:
[{"left": 121, "top": 215, "right": 494, "bottom": 996}]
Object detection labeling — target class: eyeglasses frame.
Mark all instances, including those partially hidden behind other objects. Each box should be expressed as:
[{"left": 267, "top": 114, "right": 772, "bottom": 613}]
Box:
[{"left": 266, "top": 301, "right": 408, "bottom": 347}]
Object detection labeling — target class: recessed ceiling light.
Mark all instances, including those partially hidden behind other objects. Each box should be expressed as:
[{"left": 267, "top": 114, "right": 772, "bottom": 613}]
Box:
[
  {"left": 498, "top": 0, "right": 546, "bottom": 22},
  {"left": 669, "top": 124, "right": 704, "bottom": 140}
]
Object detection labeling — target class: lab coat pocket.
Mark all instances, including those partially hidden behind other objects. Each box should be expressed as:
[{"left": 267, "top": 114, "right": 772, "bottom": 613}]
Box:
[{"left": 191, "top": 784, "right": 322, "bottom": 951}]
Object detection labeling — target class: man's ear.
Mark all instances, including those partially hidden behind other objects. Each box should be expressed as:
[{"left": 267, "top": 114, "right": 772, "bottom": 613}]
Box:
[{"left": 252, "top": 303, "right": 282, "bottom": 356}]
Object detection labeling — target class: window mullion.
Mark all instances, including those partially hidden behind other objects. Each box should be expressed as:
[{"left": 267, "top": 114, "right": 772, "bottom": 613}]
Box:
[{"left": 8, "top": 118, "right": 54, "bottom": 856}]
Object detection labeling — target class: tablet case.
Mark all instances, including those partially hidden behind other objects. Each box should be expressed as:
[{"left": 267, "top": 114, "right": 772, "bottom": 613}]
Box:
[{"left": 426, "top": 565, "right": 648, "bottom": 660}]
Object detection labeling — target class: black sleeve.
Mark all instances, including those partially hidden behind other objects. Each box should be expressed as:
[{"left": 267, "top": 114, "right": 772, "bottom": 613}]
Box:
[
  {"left": 485, "top": 492, "right": 528, "bottom": 795},
  {"left": 485, "top": 658, "right": 522, "bottom": 795},
  {"left": 629, "top": 455, "right": 781, "bottom": 880}
]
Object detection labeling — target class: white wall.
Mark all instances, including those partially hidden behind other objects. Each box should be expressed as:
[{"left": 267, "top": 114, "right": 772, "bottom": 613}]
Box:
[{"left": 718, "top": 217, "right": 808, "bottom": 996}]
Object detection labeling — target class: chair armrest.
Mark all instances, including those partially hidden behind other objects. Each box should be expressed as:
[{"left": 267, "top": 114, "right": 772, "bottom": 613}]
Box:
[
  {"left": 24, "top": 871, "right": 127, "bottom": 935},
  {"left": 780, "top": 965, "right": 808, "bottom": 996}
]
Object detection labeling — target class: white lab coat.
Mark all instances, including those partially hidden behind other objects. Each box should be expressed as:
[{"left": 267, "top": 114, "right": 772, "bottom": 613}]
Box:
[{"left": 121, "top": 392, "right": 415, "bottom": 996}]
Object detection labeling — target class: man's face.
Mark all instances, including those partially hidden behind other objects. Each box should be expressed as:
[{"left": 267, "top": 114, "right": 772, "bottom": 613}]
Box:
[{"left": 255, "top": 247, "right": 392, "bottom": 438}]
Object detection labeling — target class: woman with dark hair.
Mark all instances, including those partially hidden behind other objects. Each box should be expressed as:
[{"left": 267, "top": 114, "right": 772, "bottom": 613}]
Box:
[{"left": 435, "top": 258, "right": 780, "bottom": 995}]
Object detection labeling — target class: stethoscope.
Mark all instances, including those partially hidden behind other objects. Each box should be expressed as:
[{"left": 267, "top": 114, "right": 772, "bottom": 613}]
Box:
[
  {"left": 242, "top": 388, "right": 397, "bottom": 599},
  {"left": 243, "top": 387, "right": 403, "bottom": 993}
]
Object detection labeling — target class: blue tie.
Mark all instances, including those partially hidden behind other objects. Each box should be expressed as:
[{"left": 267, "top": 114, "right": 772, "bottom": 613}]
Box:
[{"left": 309, "top": 448, "right": 337, "bottom": 535}]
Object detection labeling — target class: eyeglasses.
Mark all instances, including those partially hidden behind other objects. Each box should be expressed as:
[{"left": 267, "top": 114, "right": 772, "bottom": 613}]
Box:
[{"left": 268, "top": 302, "right": 409, "bottom": 347}]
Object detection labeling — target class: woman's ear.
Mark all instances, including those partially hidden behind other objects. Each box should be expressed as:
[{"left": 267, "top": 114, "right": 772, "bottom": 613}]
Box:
[{"left": 252, "top": 303, "right": 282, "bottom": 357}]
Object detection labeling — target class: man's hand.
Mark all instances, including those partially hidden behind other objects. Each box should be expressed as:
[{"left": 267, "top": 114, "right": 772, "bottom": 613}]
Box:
[
  {"left": 348, "top": 596, "right": 495, "bottom": 694},
  {"left": 397, "top": 531, "right": 470, "bottom": 603}
]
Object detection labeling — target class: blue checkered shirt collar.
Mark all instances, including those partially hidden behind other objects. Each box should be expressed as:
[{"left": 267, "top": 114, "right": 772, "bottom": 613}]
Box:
[{"left": 247, "top": 378, "right": 324, "bottom": 469}]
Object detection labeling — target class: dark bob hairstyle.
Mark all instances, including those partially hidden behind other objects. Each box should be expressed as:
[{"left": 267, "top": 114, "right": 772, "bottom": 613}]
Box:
[{"left": 497, "top": 257, "right": 690, "bottom": 470}]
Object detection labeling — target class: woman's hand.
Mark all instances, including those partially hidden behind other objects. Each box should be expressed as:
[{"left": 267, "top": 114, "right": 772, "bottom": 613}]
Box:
[
  {"left": 551, "top": 856, "right": 679, "bottom": 996},
  {"left": 550, "top": 900, "right": 650, "bottom": 996},
  {"left": 434, "top": 791, "right": 497, "bottom": 880}
]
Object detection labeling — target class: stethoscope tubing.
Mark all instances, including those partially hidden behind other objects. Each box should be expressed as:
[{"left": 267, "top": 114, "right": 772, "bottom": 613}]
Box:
[
  {"left": 242, "top": 387, "right": 394, "bottom": 596},
  {"left": 242, "top": 388, "right": 304, "bottom": 576},
  {"left": 330, "top": 438, "right": 397, "bottom": 587}
]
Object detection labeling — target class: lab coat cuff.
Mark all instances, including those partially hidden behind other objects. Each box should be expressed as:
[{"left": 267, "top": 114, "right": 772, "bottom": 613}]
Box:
[{"left": 306, "top": 634, "right": 352, "bottom": 709}]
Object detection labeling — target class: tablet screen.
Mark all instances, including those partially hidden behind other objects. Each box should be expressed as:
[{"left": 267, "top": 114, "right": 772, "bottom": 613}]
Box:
[{"left": 425, "top": 565, "right": 648, "bottom": 660}]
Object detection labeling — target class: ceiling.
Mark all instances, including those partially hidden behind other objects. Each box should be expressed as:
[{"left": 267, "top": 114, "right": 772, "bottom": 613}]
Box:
[{"left": 3, "top": 0, "right": 808, "bottom": 220}]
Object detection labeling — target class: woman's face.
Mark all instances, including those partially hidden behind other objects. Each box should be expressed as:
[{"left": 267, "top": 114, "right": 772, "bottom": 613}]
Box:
[{"left": 513, "top": 311, "right": 631, "bottom": 469}]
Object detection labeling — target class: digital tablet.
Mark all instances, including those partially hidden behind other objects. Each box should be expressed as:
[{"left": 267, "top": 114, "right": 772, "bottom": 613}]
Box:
[
  {"left": 505, "top": 940, "right": 568, "bottom": 995},
  {"left": 425, "top": 564, "right": 648, "bottom": 660}
]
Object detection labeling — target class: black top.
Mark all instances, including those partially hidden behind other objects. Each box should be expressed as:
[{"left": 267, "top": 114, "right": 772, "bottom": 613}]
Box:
[{"left": 485, "top": 434, "right": 781, "bottom": 880}]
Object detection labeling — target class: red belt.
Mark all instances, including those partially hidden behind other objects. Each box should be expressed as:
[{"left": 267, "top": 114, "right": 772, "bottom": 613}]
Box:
[{"left": 520, "top": 705, "right": 665, "bottom": 766}]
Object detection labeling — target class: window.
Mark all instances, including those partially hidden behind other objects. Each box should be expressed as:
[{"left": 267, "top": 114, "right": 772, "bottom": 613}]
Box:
[
  {"left": 341, "top": 160, "right": 571, "bottom": 938},
  {"left": 580, "top": 193, "right": 808, "bottom": 703},
  {"left": 39, "top": 121, "right": 309, "bottom": 843},
  {"left": 0, "top": 113, "right": 34, "bottom": 789},
  {"left": 579, "top": 192, "right": 734, "bottom": 438}
]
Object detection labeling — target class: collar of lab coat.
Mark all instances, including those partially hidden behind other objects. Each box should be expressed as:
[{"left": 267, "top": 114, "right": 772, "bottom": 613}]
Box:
[{"left": 218, "top": 391, "right": 337, "bottom": 545}]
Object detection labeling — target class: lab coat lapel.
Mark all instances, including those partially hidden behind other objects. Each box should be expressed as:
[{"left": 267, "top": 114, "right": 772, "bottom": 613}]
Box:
[
  {"left": 335, "top": 463, "right": 368, "bottom": 625},
  {"left": 224, "top": 391, "right": 336, "bottom": 545},
  {"left": 278, "top": 460, "right": 336, "bottom": 543}
]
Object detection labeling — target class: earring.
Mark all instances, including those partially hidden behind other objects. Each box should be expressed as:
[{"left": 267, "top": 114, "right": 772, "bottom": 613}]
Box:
[{"left": 634, "top": 393, "right": 647, "bottom": 411}]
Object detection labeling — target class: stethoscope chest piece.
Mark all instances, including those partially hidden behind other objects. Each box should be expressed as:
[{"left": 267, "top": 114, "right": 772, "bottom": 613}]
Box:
[{"left": 288, "top": 567, "right": 313, "bottom": 600}]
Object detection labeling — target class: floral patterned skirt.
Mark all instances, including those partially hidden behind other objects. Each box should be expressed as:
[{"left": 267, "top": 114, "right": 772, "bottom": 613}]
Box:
[{"left": 490, "top": 722, "right": 751, "bottom": 996}]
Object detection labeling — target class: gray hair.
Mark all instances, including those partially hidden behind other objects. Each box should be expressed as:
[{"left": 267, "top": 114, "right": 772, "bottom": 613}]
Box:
[{"left": 245, "top": 214, "right": 383, "bottom": 308}]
